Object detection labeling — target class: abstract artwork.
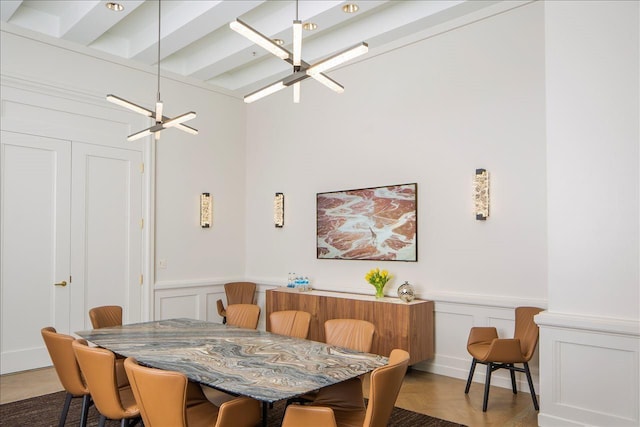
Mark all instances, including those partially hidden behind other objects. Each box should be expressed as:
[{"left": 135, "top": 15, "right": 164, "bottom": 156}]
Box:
[{"left": 316, "top": 183, "right": 417, "bottom": 261}]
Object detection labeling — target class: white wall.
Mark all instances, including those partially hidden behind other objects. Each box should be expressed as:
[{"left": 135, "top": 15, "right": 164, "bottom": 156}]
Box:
[
  {"left": 244, "top": 2, "right": 547, "bottom": 301},
  {"left": 1, "top": 24, "right": 248, "bottom": 316},
  {"left": 539, "top": 1, "right": 640, "bottom": 425}
]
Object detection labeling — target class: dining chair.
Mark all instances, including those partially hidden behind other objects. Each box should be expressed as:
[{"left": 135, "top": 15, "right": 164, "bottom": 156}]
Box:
[
  {"left": 124, "top": 357, "right": 261, "bottom": 427},
  {"left": 269, "top": 310, "right": 312, "bottom": 339},
  {"left": 325, "top": 319, "right": 376, "bottom": 353},
  {"left": 72, "top": 339, "right": 141, "bottom": 427},
  {"left": 216, "top": 282, "right": 256, "bottom": 324},
  {"left": 89, "top": 305, "right": 123, "bottom": 329},
  {"left": 290, "top": 318, "right": 376, "bottom": 405},
  {"left": 226, "top": 304, "right": 261, "bottom": 329},
  {"left": 40, "top": 327, "right": 92, "bottom": 427},
  {"left": 281, "top": 349, "right": 410, "bottom": 427},
  {"left": 88, "top": 304, "right": 128, "bottom": 387},
  {"left": 464, "top": 306, "right": 544, "bottom": 412}
]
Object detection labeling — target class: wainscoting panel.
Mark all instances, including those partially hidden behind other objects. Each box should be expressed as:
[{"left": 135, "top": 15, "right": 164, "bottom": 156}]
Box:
[{"left": 537, "top": 312, "right": 640, "bottom": 427}]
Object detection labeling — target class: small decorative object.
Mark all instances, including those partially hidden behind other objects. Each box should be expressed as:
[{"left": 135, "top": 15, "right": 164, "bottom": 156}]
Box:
[
  {"left": 274, "top": 193, "right": 284, "bottom": 228},
  {"left": 397, "top": 281, "right": 415, "bottom": 303},
  {"left": 474, "top": 168, "right": 489, "bottom": 220},
  {"left": 200, "top": 193, "right": 212, "bottom": 228},
  {"left": 365, "top": 268, "right": 392, "bottom": 299}
]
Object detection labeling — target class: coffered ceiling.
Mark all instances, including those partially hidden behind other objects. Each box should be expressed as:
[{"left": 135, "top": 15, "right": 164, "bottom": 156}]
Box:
[{"left": 1, "top": 1, "right": 504, "bottom": 97}]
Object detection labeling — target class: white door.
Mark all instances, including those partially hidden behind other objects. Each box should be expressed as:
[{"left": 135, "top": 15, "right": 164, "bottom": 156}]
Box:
[
  {"left": 0, "top": 131, "right": 71, "bottom": 373},
  {"left": 70, "top": 143, "right": 143, "bottom": 331},
  {"left": 0, "top": 134, "right": 143, "bottom": 374}
]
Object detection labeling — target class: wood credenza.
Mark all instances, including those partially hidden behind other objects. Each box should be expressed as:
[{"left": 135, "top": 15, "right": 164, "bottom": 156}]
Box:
[{"left": 266, "top": 287, "right": 434, "bottom": 365}]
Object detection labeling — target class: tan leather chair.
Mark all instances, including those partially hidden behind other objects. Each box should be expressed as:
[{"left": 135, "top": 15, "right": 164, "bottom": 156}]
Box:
[
  {"left": 216, "top": 282, "right": 256, "bottom": 324},
  {"left": 325, "top": 319, "right": 375, "bottom": 353},
  {"left": 269, "top": 310, "right": 311, "bottom": 339},
  {"left": 464, "top": 306, "right": 543, "bottom": 412},
  {"left": 124, "top": 357, "right": 261, "bottom": 427},
  {"left": 89, "top": 305, "right": 123, "bottom": 329},
  {"left": 282, "top": 349, "right": 410, "bottom": 427},
  {"left": 291, "top": 318, "right": 376, "bottom": 405},
  {"left": 72, "top": 339, "right": 141, "bottom": 427},
  {"left": 41, "top": 327, "right": 92, "bottom": 427},
  {"left": 226, "top": 304, "right": 261, "bottom": 330}
]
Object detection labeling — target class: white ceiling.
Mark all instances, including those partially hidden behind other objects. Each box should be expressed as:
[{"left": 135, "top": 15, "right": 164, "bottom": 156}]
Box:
[{"left": 1, "top": 0, "right": 503, "bottom": 97}]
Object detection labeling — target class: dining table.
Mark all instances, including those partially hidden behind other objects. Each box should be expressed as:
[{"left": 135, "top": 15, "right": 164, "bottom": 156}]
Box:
[{"left": 76, "top": 318, "right": 387, "bottom": 426}]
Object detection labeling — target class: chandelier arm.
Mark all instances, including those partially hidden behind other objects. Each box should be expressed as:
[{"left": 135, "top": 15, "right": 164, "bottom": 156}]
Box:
[
  {"left": 230, "top": 19, "right": 291, "bottom": 60},
  {"left": 106, "top": 95, "right": 154, "bottom": 117},
  {"left": 175, "top": 123, "right": 198, "bottom": 135},
  {"left": 306, "top": 42, "right": 369, "bottom": 76}
]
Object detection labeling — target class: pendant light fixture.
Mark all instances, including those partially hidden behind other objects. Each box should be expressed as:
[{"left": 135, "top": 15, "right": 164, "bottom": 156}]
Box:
[
  {"left": 230, "top": 0, "right": 368, "bottom": 103},
  {"left": 107, "top": 0, "right": 197, "bottom": 141}
]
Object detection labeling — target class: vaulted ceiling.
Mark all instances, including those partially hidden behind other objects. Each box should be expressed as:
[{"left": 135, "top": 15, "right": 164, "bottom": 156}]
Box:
[{"left": 1, "top": 1, "right": 502, "bottom": 97}]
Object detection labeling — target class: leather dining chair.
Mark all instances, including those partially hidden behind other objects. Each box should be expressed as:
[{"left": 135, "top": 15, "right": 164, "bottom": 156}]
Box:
[
  {"left": 291, "top": 318, "right": 376, "bottom": 405},
  {"left": 72, "top": 339, "right": 141, "bottom": 427},
  {"left": 216, "top": 282, "right": 256, "bottom": 324},
  {"left": 269, "top": 310, "right": 312, "bottom": 339},
  {"left": 464, "top": 306, "right": 544, "bottom": 412},
  {"left": 88, "top": 305, "right": 128, "bottom": 387},
  {"left": 124, "top": 357, "right": 261, "bottom": 427},
  {"left": 281, "top": 349, "right": 410, "bottom": 427},
  {"left": 40, "top": 327, "right": 92, "bottom": 427},
  {"left": 325, "top": 319, "right": 376, "bottom": 353},
  {"left": 226, "top": 304, "right": 261, "bottom": 330},
  {"left": 89, "top": 305, "right": 123, "bottom": 329}
]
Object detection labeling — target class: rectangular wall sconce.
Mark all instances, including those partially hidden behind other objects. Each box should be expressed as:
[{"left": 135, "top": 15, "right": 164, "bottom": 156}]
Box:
[
  {"left": 474, "top": 169, "right": 489, "bottom": 220},
  {"left": 200, "top": 193, "right": 212, "bottom": 228},
  {"left": 274, "top": 192, "right": 284, "bottom": 228}
]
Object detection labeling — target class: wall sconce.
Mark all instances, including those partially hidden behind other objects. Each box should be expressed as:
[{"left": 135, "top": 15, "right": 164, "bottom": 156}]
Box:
[
  {"left": 274, "top": 192, "right": 284, "bottom": 228},
  {"left": 200, "top": 193, "right": 212, "bottom": 228},
  {"left": 474, "top": 169, "right": 489, "bottom": 220}
]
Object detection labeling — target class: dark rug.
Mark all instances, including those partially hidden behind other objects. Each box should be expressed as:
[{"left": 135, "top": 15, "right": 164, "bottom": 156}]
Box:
[{"left": 0, "top": 391, "right": 465, "bottom": 426}]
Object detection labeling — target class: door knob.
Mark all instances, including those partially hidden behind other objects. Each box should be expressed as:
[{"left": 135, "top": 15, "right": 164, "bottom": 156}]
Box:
[{"left": 54, "top": 280, "right": 67, "bottom": 287}]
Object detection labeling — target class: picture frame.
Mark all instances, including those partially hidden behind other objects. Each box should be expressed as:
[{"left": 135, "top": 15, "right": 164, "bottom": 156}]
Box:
[{"left": 316, "top": 183, "right": 417, "bottom": 261}]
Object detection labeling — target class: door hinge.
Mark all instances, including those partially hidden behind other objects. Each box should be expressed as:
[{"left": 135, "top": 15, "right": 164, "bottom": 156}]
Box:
[
  {"left": 69, "top": 275, "right": 72, "bottom": 283},
  {"left": 140, "top": 163, "right": 144, "bottom": 174},
  {"left": 139, "top": 274, "right": 143, "bottom": 285},
  {"left": 140, "top": 218, "right": 144, "bottom": 229}
]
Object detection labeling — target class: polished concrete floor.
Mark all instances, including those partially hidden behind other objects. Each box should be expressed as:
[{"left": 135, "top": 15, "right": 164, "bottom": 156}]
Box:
[{"left": 0, "top": 366, "right": 538, "bottom": 426}]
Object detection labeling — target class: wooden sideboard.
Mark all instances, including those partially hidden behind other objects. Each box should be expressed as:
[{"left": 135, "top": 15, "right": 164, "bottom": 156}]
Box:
[{"left": 265, "top": 287, "right": 434, "bottom": 365}]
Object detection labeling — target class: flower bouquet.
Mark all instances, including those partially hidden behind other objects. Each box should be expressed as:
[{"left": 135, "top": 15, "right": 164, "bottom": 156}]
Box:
[{"left": 365, "top": 268, "right": 392, "bottom": 299}]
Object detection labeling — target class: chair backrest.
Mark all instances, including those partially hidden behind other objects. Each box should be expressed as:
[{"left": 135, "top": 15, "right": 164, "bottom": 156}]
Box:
[
  {"left": 363, "top": 349, "right": 410, "bottom": 427},
  {"left": 72, "top": 339, "right": 137, "bottom": 420},
  {"left": 226, "top": 304, "right": 261, "bottom": 329},
  {"left": 40, "top": 327, "right": 89, "bottom": 396},
  {"left": 89, "top": 305, "right": 123, "bottom": 329},
  {"left": 514, "top": 306, "right": 544, "bottom": 361},
  {"left": 269, "top": 310, "right": 312, "bottom": 339},
  {"left": 325, "top": 319, "right": 375, "bottom": 353},
  {"left": 124, "top": 357, "right": 191, "bottom": 427},
  {"left": 224, "top": 282, "right": 256, "bottom": 305}
]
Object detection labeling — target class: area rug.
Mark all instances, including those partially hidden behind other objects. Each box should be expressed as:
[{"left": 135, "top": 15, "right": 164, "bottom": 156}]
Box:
[{"left": 0, "top": 391, "right": 465, "bottom": 426}]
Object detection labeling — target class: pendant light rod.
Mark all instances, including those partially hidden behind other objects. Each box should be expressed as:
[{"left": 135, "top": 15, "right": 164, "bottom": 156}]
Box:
[{"left": 106, "top": 0, "right": 197, "bottom": 140}]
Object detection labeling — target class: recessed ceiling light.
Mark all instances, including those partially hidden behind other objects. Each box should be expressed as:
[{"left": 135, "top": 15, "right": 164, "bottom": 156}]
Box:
[
  {"left": 273, "top": 39, "right": 285, "bottom": 46},
  {"left": 342, "top": 4, "right": 359, "bottom": 13},
  {"left": 106, "top": 2, "right": 124, "bottom": 12},
  {"left": 303, "top": 22, "right": 317, "bottom": 31}
]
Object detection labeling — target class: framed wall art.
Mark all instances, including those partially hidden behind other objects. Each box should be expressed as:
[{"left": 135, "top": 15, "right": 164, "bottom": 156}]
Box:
[{"left": 316, "top": 183, "right": 417, "bottom": 261}]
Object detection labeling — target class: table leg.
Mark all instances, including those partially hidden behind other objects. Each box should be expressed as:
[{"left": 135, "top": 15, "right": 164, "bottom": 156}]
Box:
[{"left": 262, "top": 402, "right": 268, "bottom": 427}]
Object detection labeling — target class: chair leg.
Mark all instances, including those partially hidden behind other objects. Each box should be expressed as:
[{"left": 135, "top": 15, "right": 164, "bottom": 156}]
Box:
[
  {"left": 509, "top": 364, "right": 517, "bottom": 394},
  {"left": 80, "top": 395, "right": 92, "bottom": 427},
  {"left": 58, "top": 392, "right": 73, "bottom": 427},
  {"left": 464, "top": 358, "right": 477, "bottom": 394},
  {"left": 523, "top": 362, "right": 539, "bottom": 410},
  {"left": 482, "top": 362, "right": 492, "bottom": 412},
  {"left": 98, "top": 415, "right": 107, "bottom": 427}
]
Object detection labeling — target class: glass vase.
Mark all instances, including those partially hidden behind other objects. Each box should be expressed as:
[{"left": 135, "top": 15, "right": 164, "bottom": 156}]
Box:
[{"left": 374, "top": 287, "right": 384, "bottom": 299}]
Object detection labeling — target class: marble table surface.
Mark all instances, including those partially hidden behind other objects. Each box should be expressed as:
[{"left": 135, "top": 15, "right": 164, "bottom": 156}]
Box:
[{"left": 76, "top": 318, "right": 387, "bottom": 403}]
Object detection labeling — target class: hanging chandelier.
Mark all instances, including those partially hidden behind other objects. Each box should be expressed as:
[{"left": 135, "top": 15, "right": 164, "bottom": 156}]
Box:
[
  {"left": 107, "top": 0, "right": 197, "bottom": 141},
  {"left": 230, "top": 0, "right": 368, "bottom": 103}
]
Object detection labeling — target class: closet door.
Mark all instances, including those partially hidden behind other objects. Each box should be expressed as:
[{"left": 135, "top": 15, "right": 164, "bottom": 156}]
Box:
[
  {"left": 0, "top": 131, "right": 71, "bottom": 373},
  {"left": 70, "top": 143, "right": 143, "bottom": 332}
]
